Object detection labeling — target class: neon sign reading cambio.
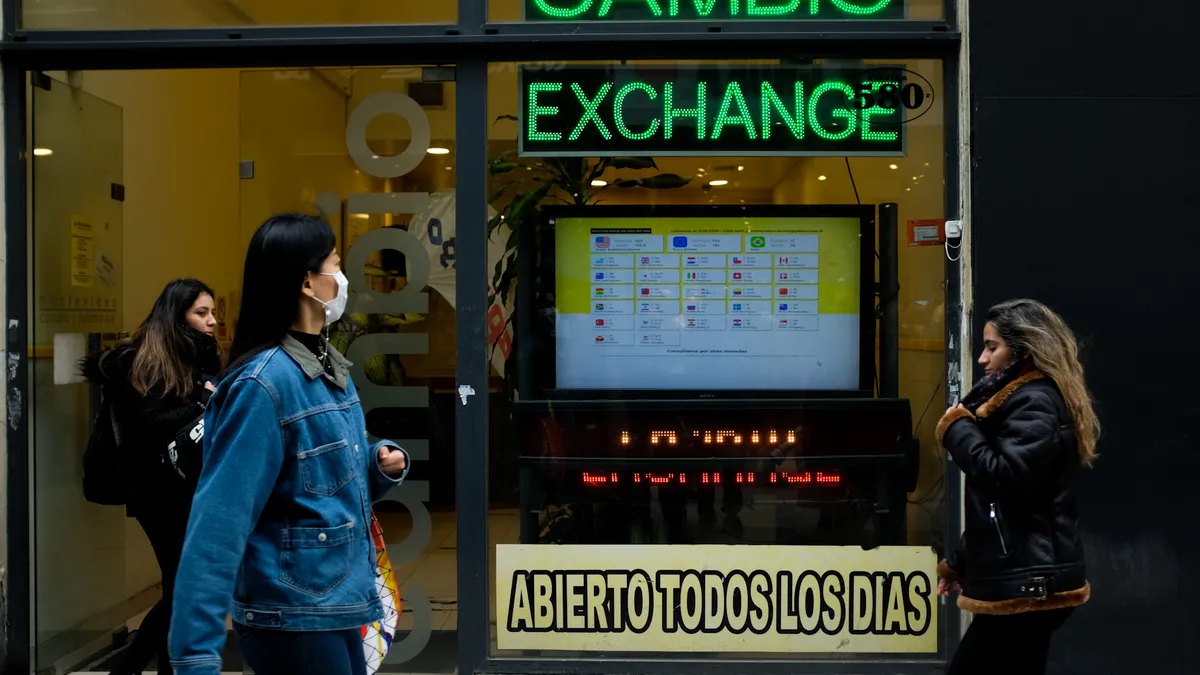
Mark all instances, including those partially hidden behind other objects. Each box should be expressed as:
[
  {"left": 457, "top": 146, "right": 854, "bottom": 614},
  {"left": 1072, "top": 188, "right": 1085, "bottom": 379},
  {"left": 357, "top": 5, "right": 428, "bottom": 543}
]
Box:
[{"left": 525, "top": 0, "right": 905, "bottom": 21}]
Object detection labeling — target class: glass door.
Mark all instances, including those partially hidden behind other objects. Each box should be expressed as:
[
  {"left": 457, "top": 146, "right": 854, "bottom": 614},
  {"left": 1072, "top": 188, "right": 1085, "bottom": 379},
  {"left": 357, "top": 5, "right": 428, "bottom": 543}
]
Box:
[{"left": 29, "top": 74, "right": 127, "bottom": 671}]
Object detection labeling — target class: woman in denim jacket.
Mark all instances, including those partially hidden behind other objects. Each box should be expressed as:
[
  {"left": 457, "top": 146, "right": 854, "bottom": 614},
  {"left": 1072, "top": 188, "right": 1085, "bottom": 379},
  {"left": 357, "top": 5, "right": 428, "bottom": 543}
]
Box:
[{"left": 169, "top": 214, "right": 410, "bottom": 675}]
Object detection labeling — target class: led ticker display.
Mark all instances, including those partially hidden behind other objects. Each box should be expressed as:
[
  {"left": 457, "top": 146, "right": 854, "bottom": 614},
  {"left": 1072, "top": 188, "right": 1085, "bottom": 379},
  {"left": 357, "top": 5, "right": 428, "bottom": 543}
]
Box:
[
  {"left": 520, "top": 65, "right": 908, "bottom": 157},
  {"left": 580, "top": 470, "right": 843, "bottom": 486},
  {"left": 620, "top": 429, "right": 799, "bottom": 446},
  {"left": 524, "top": 0, "right": 906, "bottom": 22}
]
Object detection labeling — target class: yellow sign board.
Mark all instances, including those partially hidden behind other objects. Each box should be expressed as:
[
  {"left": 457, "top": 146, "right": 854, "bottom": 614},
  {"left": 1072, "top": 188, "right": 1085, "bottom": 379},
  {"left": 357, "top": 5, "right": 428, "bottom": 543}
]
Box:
[{"left": 496, "top": 544, "right": 938, "bottom": 653}]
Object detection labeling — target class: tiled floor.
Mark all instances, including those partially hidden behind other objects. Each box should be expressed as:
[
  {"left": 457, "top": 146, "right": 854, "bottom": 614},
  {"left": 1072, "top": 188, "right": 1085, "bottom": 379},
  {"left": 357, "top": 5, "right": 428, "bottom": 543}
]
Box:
[{"left": 69, "top": 508, "right": 523, "bottom": 675}]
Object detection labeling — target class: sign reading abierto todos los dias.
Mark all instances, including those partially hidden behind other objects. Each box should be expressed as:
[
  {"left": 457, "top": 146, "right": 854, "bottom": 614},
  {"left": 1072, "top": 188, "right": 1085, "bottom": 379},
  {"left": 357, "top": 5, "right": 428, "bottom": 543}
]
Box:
[
  {"left": 496, "top": 545, "right": 938, "bottom": 652},
  {"left": 524, "top": 0, "right": 907, "bottom": 22},
  {"left": 519, "top": 65, "right": 925, "bottom": 157}
]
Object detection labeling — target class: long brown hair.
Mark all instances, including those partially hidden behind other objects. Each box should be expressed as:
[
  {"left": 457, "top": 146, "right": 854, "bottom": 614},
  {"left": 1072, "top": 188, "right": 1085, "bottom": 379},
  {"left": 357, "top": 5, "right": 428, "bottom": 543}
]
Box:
[
  {"left": 987, "top": 299, "right": 1100, "bottom": 466},
  {"left": 122, "top": 279, "right": 216, "bottom": 398}
]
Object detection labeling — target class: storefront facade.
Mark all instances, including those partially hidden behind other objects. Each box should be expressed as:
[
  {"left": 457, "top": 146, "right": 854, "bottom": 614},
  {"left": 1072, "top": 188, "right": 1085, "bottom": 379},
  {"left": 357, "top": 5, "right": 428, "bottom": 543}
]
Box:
[{"left": 2, "top": 2, "right": 973, "bottom": 674}]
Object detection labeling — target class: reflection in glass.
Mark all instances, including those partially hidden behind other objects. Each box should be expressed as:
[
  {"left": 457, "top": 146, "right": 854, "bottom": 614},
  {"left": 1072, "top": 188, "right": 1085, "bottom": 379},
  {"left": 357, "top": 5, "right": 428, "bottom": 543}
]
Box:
[{"left": 24, "top": 0, "right": 454, "bottom": 31}]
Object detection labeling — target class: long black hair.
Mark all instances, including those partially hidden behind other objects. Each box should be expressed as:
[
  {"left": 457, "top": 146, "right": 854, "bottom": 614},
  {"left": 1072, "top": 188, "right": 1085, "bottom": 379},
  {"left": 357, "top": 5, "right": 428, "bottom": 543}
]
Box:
[
  {"left": 225, "top": 213, "right": 336, "bottom": 375},
  {"left": 100, "top": 278, "right": 217, "bottom": 397}
]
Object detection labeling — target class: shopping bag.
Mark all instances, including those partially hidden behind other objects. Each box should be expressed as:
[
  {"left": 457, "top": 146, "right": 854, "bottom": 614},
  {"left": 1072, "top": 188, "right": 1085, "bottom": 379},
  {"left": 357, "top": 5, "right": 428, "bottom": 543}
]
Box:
[{"left": 361, "top": 510, "right": 402, "bottom": 675}]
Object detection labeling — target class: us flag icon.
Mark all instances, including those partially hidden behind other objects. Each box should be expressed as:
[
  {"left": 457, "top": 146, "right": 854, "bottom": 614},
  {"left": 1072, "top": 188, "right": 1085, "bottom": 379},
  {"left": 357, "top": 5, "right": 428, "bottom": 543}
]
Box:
[{"left": 595, "top": 236, "right": 611, "bottom": 249}]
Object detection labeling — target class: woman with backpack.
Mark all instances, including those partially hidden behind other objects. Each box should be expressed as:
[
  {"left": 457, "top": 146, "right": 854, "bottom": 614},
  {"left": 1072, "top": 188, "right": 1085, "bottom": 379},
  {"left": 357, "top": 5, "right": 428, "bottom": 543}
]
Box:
[
  {"left": 936, "top": 299, "right": 1097, "bottom": 675},
  {"left": 82, "top": 278, "right": 222, "bottom": 675},
  {"left": 168, "top": 214, "right": 409, "bottom": 675}
]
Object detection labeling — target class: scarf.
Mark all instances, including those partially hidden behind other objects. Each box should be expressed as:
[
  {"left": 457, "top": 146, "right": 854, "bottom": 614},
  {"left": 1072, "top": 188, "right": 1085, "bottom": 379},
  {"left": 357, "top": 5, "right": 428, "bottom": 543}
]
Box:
[{"left": 959, "top": 358, "right": 1032, "bottom": 415}]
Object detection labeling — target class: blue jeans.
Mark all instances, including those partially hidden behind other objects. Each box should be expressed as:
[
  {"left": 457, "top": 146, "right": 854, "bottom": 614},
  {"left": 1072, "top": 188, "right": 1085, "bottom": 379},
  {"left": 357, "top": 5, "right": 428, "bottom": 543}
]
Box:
[{"left": 234, "top": 624, "right": 366, "bottom": 675}]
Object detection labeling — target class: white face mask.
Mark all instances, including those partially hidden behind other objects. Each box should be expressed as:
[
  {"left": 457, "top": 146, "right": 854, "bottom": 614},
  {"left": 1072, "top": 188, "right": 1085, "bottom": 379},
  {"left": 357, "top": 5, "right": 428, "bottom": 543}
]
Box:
[{"left": 315, "top": 270, "right": 349, "bottom": 325}]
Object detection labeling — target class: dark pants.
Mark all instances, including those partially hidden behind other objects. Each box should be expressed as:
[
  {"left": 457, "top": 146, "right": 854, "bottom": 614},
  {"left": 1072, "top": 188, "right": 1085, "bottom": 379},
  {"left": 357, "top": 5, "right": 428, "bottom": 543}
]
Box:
[
  {"left": 947, "top": 608, "right": 1074, "bottom": 675},
  {"left": 113, "top": 503, "right": 190, "bottom": 675},
  {"left": 235, "top": 626, "right": 367, "bottom": 675}
]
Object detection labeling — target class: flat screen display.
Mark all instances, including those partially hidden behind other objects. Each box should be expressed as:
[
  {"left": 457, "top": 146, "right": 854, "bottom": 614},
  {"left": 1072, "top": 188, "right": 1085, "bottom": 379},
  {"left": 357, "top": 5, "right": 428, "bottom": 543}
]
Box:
[{"left": 550, "top": 206, "right": 872, "bottom": 393}]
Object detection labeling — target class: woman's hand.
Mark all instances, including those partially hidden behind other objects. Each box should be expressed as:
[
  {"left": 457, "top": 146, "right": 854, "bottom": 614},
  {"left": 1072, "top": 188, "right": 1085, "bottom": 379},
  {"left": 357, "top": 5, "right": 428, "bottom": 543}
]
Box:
[
  {"left": 378, "top": 445, "right": 408, "bottom": 476},
  {"left": 944, "top": 402, "right": 965, "bottom": 418},
  {"left": 937, "top": 576, "right": 961, "bottom": 598},
  {"left": 204, "top": 381, "right": 217, "bottom": 392}
]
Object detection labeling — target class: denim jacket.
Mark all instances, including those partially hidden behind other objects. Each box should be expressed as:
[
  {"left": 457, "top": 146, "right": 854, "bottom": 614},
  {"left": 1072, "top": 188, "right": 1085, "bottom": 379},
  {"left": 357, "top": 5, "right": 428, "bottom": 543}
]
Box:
[{"left": 169, "top": 336, "right": 408, "bottom": 675}]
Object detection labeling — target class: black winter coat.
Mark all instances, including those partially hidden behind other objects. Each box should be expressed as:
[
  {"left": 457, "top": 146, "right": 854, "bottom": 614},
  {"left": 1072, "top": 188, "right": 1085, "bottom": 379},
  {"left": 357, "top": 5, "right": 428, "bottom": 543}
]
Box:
[
  {"left": 936, "top": 370, "right": 1091, "bottom": 615},
  {"left": 81, "top": 343, "right": 215, "bottom": 517}
]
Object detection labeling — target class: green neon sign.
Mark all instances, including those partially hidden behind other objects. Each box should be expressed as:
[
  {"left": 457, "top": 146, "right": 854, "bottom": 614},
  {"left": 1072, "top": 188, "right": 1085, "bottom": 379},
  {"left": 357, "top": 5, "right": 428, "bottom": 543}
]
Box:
[
  {"left": 524, "top": 0, "right": 905, "bottom": 21},
  {"left": 519, "top": 66, "right": 914, "bottom": 157}
]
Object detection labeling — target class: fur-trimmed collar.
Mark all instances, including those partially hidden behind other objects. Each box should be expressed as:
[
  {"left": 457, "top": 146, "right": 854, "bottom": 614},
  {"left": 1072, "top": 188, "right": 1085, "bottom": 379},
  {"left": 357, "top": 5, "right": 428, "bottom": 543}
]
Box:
[{"left": 935, "top": 370, "right": 1047, "bottom": 446}]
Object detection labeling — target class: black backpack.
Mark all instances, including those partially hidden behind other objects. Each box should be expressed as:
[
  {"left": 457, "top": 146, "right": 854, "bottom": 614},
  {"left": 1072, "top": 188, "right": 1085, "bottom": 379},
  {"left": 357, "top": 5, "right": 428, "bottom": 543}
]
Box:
[{"left": 82, "top": 388, "right": 129, "bottom": 506}]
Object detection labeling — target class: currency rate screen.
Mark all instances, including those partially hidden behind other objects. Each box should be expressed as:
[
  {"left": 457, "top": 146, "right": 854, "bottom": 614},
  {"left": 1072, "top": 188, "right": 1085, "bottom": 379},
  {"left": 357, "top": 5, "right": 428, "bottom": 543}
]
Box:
[{"left": 553, "top": 214, "right": 863, "bottom": 391}]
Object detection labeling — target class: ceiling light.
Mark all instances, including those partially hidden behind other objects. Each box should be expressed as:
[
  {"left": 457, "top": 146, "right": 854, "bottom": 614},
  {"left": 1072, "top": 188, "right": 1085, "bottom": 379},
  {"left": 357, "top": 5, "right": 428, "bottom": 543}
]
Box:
[
  {"left": 591, "top": 180, "right": 607, "bottom": 187},
  {"left": 427, "top": 147, "right": 450, "bottom": 155},
  {"left": 33, "top": 148, "right": 53, "bottom": 156},
  {"left": 353, "top": 214, "right": 369, "bottom": 219},
  {"left": 737, "top": 166, "right": 745, "bottom": 171},
  {"left": 817, "top": 175, "right": 827, "bottom": 181},
  {"left": 888, "top": 164, "right": 898, "bottom": 170},
  {"left": 708, "top": 179, "right": 729, "bottom": 187},
  {"left": 445, "top": 166, "right": 453, "bottom": 171}
]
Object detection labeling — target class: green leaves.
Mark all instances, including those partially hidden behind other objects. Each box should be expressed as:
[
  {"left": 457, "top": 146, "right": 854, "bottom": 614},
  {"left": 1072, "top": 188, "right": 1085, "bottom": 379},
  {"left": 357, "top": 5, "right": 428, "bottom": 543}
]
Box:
[
  {"left": 612, "top": 173, "right": 691, "bottom": 189},
  {"left": 608, "top": 157, "right": 658, "bottom": 170}
]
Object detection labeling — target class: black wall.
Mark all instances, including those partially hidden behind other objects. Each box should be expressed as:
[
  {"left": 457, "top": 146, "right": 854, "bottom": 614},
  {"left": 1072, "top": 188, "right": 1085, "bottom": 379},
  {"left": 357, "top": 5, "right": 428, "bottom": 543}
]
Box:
[{"left": 969, "top": 2, "right": 1199, "bottom": 672}]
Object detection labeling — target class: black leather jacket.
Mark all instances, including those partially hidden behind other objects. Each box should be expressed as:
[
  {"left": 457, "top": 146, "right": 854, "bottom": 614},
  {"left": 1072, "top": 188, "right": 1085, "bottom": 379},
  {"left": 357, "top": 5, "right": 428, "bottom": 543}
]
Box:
[{"left": 940, "top": 374, "right": 1088, "bottom": 603}]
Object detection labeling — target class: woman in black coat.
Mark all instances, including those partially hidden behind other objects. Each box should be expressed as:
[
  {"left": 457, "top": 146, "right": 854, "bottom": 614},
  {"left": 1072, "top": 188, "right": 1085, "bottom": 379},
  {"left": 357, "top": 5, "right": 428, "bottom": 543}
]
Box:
[
  {"left": 82, "top": 279, "right": 222, "bottom": 675},
  {"left": 935, "top": 299, "right": 1098, "bottom": 675}
]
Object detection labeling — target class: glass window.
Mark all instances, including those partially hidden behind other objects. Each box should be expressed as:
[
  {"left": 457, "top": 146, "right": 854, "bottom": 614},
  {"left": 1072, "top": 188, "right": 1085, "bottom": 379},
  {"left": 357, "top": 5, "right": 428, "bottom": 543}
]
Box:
[
  {"left": 28, "top": 66, "right": 460, "bottom": 673},
  {"left": 486, "top": 57, "right": 947, "bottom": 659},
  {"left": 491, "top": 0, "right": 945, "bottom": 23},
  {"left": 23, "top": 1, "right": 454, "bottom": 31}
]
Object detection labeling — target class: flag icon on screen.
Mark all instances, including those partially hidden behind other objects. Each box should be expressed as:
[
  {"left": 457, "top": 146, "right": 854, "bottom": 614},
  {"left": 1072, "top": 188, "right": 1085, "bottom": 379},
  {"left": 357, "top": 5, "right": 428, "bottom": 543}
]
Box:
[
  {"left": 595, "top": 272, "right": 605, "bottom": 281},
  {"left": 780, "top": 288, "right": 789, "bottom": 296},
  {"left": 732, "top": 303, "right": 743, "bottom": 311},
  {"left": 733, "top": 272, "right": 743, "bottom": 280},
  {"left": 733, "top": 319, "right": 743, "bottom": 326},
  {"left": 640, "top": 256, "right": 651, "bottom": 264},
  {"left": 732, "top": 257, "right": 743, "bottom": 265},
  {"left": 596, "top": 288, "right": 605, "bottom": 296},
  {"left": 641, "top": 288, "right": 651, "bottom": 295},
  {"left": 779, "top": 272, "right": 788, "bottom": 280},
  {"left": 595, "top": 336, "right": 605, "bottom": 342},
  {"left": 687, "top": 304, "right": 697, "bottom": 311},
  {"left": 673, "top": 236, "right": 689, "bottom": 248},
  {"left": 687, "top": 272, "right": 698, "bottom": 280},
  {"left": 732, "top": 288, "right": 743, "bottom": 296},
  {"left": 595, "top": 319, "right": 605, "bottom": 326},
  {"left": 686, "top": 256, "right": 698, "bottom": 265},
  {"left": 779, "top": 303, "right": 789, "bottom": 311},
  {"left": 595, "top": 236, "right": 611, "bottom": 249},
  {"left": 780, "top": 319, "right": 788, "bottom": 327},
  {"left": 595, "top": 303, "right": 605, "bottom": 311},
  {"left": 687, "top": 319, "right": 696, "bottom": 327},
  {"left": 595, "top": 257, "right": 605, "bottom": 265},
  {"left": 779, "top": 256, "right": 789, "bottom": 265},
  {"left": 750, "top": 236, "right": 766, "bottom": 249},
  {"left": 641, "top": 303, "right": 651, "bottom": 311}
]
